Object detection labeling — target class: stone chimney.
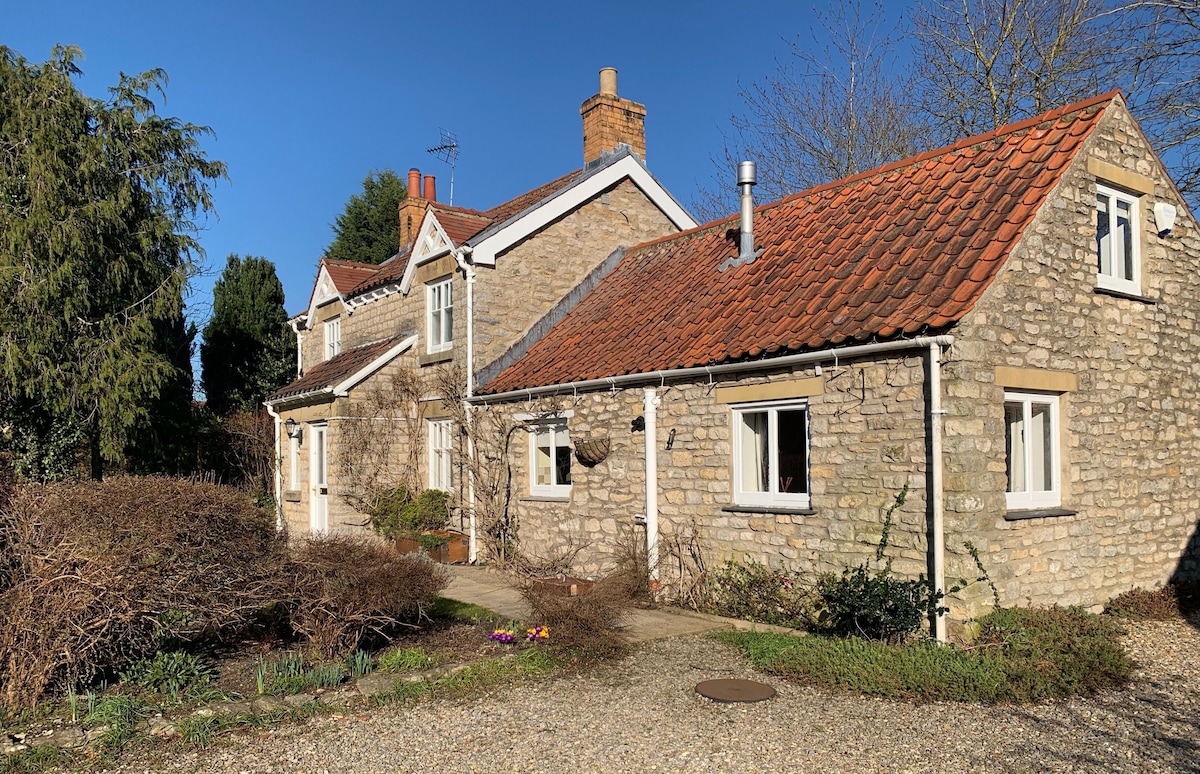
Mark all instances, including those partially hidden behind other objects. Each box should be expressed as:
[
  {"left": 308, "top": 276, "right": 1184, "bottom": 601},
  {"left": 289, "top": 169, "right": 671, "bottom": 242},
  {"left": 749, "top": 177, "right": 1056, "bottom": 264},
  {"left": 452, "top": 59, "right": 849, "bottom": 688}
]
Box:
[
  {"left": 398, "top": 167, "right": 434, "bottom": 251},
  {"left": 580, "top": 68, "right": 646, "bottom": 165}
]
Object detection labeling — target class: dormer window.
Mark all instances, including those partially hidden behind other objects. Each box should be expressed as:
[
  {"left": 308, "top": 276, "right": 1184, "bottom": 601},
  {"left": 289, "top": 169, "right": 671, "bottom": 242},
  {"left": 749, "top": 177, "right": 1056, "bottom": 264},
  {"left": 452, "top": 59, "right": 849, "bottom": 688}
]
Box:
[
  {"left": 1096, "top": 183, "right": 1141, "bottom": 294},
  {"left": 427, "top": 277, "right": 453, "bottom": 353},
  {"left": 324, "top": 317, "right": 341, "bottom": 361}
]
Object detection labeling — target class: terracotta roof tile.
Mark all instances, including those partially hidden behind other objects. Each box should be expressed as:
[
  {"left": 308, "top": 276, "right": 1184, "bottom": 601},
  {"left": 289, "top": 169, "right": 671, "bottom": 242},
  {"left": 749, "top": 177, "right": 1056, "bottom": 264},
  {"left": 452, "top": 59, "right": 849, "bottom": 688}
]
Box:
[
  {"left": 480, "top": 93, "right": 1116, "bottom": 395},
  {"left": 267, "top": 337, "right": 404, "bottom": 403},
  {"left": 322, "top": 258, "right": 378, "bottom": 295},
  {"left": 341, "top": 170, "right": 584, "bottom": 299}
]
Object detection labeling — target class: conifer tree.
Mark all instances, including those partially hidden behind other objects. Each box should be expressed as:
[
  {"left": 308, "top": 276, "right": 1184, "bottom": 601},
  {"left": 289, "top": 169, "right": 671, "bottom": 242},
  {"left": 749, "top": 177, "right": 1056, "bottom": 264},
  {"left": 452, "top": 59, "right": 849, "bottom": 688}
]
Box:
[
  {"left": 325, "top": 169, "right": 407, "bottom": 265},
  {"left": 0, "top": 46, "right": 225, "bottom": 478},
  {"left": 200, "top": 255, "right": 296, "bottom": 416}
]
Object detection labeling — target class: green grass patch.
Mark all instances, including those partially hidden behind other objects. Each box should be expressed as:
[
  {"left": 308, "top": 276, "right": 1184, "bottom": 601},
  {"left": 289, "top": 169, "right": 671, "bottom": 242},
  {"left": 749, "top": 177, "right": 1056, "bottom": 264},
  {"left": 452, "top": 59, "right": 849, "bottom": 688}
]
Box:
[
  {"left": 714, "top": 606, "right": 1132, "bottom": 703},
  {"left": 379, "top": 647, "right": 555, "bottom": 705},
  {"left": 427, "top": 596, "right": 501, "bottom": 622},
  {"left": 377, "top": 646, "right": 437, "bottom": 673},
  {"left": 0, "top": 745, "right": 69, "bottom": 774}
]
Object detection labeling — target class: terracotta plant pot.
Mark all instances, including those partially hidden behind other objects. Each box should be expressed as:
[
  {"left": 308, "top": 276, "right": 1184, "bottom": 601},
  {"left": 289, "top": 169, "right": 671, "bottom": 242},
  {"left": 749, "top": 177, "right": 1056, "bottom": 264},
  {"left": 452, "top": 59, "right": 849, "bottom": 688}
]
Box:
[{"left": 394, "top": 530, "right": 469, "bottom": 564}]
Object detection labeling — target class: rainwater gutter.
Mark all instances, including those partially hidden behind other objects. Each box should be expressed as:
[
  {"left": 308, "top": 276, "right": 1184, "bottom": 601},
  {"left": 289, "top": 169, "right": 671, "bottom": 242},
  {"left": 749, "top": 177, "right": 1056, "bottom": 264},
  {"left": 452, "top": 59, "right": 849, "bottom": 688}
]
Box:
[{"left": 471, "top": 333, "right": 955, "bottom": 639}]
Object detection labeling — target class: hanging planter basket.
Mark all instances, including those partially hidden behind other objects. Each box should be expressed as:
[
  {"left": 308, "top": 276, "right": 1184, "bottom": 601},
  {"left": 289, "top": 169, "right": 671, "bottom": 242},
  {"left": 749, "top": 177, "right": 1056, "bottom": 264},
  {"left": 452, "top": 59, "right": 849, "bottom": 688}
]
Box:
[{"left": 574, "top": 436, "right": 611, "bottom": 466}]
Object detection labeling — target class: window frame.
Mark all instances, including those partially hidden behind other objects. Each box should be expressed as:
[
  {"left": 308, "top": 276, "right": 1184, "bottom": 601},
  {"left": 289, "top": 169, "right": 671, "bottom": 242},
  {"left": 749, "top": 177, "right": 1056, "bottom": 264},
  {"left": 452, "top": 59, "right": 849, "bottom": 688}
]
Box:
[
  {"left": 426, "top": 276, "right": 453, "bottom": 354},
  {"left": 730, "top": 399, "right": 811, "bottom": 509},
  {"left": 1003, "top": 391, "right": 1061, "bottom": 511},
  {"left": 324, "top": 317, "right": 341, "bottom": 361},
  {"left": 427, "top": 417, "right": 453, "bottom": 492},
  {"left": 1095, "top": 183, "right": 1142, "bottom": 295},
  {"left": 528, "top": 418, "right": 572, "bottom": 498}
]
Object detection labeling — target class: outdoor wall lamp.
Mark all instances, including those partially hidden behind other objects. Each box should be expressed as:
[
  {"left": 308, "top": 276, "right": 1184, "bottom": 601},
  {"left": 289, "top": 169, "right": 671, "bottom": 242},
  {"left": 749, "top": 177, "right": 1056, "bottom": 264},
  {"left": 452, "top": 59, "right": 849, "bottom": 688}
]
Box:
[{"left": 284, "top": 418, "right": 302, "bottom": 441}]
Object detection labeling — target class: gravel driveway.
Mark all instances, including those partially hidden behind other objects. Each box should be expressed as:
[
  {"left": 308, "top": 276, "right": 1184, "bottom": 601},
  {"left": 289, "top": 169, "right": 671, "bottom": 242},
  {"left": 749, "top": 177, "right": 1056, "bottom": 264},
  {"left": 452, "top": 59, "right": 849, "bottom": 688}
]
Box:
[{"left": 113, "top": 618, "right": 1200, "bottom": 773}]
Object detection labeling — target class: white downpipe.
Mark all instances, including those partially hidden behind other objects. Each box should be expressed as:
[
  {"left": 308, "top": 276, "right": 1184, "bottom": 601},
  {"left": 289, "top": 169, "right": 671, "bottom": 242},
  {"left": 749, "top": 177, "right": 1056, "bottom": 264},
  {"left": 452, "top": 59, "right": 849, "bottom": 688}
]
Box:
[
  {"left": 453, "top": 246, "right": 479, "bottom": 562},
  {"left": 264, "top": 402, "right": 284, "bottom": 533},
  {"left": 643, "top": 388, "right": 660, "bottom": 581},
  {"left": 929, "top": 341, "right": 948, "bottom": 643}
]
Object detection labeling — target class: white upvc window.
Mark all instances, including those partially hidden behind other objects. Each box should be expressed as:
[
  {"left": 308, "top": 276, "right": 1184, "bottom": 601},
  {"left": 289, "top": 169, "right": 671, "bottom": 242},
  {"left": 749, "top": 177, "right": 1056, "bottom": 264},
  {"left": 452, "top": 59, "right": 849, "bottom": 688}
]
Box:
[
  {"left": 426, "top": 277, "right": 453, "bottom": 353},
  {"left": 1004, "top": 391, "right": 1061, "bottom": 510},
  {"left": 731, "top": 399, "right": 810, "bottom": 508},
  {"left": 427, "top": 418, "right": 453, "bottom": 492},
  {"left": 529, "top": 419, "right": 572, "bottom": 497},
  {"left": 324, "top": 317, "right": 341, "bottom": 361},
  {"left": 1096, "top": 183, "right": 1141, "bottom": 294}
]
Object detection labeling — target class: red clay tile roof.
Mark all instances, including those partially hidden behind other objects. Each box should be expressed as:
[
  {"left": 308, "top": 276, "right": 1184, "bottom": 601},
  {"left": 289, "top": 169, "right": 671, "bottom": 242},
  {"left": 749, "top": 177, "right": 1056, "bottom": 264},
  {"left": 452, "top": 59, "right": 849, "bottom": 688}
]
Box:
[
  {"left": 431, "top": 205, "right": 493, "bottom": 244},
  {"left": 341, "top": 171, "right": 583, "bottom": 300},
  {"left": 479, "top": 94, "right": 1116, "bottom": 395},
  {"left": 267, "top": 336, "right": 404, "bottom": 403},
  {"left": 322, "top": 258, "right": 378, "bottom": 295},
  {"left": 482, "top": 169, "right": 583, "bottom": 224}
]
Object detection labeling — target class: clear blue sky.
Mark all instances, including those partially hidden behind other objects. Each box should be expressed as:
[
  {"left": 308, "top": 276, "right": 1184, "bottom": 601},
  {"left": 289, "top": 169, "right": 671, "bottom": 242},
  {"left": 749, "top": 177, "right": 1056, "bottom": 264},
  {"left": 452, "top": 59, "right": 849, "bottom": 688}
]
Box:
[{"left": 7, "top": 0, "right": 907, "bottom": 322}]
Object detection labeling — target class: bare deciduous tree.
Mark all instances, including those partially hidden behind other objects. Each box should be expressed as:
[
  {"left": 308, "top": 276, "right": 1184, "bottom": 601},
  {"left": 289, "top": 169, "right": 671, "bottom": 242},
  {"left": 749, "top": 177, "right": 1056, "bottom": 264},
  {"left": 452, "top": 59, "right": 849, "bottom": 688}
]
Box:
[
  {"left": 335, "top": 370, "right": 422, "bottom": 517},
  {"left": 1126, "top": 1, "right": 1200, "bottom": 197},
  {"left": 696, "top": 1, "right": 925, "bottom": 218},
  {"left": 911, "top": 0, "right": 1132, "bottom": 143}
]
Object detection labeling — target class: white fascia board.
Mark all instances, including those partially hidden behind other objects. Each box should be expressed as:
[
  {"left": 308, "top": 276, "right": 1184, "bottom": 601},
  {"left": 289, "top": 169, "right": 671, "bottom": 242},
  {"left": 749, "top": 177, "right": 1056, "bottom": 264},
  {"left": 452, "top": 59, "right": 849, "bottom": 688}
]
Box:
[
  {"left": 265, "top": 387, "right": 334, "bottom": 409},
  {"left": 304, "top": 266, "right": 345, "bottom": 325},
  {"left": 398, "top": 213, "right": 456, "bottom": 295},
  {"left": 332, "top": 335, "right": 418, "bottom": 396},
  {"left": 470, "top": 156, "right": 698, "bottom": 267}
]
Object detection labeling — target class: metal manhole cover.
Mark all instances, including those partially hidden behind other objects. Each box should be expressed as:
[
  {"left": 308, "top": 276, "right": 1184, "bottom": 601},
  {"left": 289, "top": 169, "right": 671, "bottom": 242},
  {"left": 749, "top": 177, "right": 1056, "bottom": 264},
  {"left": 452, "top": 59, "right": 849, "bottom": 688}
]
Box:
[{"left": 695, "top": 678, "right": 776, "bottom": 703}]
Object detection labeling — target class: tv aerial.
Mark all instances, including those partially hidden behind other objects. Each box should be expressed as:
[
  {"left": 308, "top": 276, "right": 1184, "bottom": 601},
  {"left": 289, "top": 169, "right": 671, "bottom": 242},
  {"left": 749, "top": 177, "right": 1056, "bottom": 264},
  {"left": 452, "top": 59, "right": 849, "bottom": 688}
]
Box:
[{"left": 426, "top": 129, "right": 460, "bottom": 206}]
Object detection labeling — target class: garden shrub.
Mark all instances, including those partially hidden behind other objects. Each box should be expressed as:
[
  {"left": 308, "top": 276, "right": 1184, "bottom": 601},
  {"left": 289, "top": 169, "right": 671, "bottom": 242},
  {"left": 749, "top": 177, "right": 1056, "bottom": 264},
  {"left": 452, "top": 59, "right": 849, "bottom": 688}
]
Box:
[
  {"left": 1105, "top": 582, "right": 1200, "bottom": 620},
  {"left": 0, "top": 477, "right": 286, "bottom": 709},
  {"left": 369, "top": 487, "right": 449, "bottom": 540},
  {"left": 520, "top": 570, "right": 634, "bottom": 661},
  {"left": 286, "top": 535, "right": 450, "bottom": 659},
  {"left": 816, "top": 565, "right": 940, "bottom": 642},
  {"left": 701, "top": 560, "right": 814, "bottom": 628}
]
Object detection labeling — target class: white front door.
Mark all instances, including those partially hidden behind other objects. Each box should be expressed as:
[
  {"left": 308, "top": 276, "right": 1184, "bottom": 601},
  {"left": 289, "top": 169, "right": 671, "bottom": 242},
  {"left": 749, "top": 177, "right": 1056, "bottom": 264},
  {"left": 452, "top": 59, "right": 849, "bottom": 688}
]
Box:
[{"left": 309, "top": 423, "right": 328, "bottom": 534}]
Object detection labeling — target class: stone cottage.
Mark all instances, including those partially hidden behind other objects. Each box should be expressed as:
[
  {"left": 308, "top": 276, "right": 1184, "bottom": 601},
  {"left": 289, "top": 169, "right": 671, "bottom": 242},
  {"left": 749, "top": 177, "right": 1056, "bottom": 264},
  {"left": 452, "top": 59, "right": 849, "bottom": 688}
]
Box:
[
  {"left": 471, "top": 92, "right": 1200, "bottom": 635},
  {"left": 264, "top": 69, "right": 696, "bottom": 560}
]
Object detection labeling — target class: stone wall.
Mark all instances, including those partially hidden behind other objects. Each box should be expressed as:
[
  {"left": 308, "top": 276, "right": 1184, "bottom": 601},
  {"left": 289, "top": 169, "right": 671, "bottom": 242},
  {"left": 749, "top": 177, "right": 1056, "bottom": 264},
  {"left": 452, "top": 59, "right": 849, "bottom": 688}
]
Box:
[
  {"left": 504, "top": 356, "right": 932, "bottom": 586},
  {"left": 941, "top": 100, "right": 1200, "bottom": 613},
  {"left": 474, "top": 179, "right": 678, "bottom": 369}
]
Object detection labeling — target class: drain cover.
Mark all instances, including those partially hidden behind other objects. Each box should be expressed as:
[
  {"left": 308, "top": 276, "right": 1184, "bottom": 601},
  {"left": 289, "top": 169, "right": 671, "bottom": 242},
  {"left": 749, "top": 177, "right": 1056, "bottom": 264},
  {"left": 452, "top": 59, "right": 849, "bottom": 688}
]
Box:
[{"left": 695, "top": 678, "right": 776, "bottom": 703}]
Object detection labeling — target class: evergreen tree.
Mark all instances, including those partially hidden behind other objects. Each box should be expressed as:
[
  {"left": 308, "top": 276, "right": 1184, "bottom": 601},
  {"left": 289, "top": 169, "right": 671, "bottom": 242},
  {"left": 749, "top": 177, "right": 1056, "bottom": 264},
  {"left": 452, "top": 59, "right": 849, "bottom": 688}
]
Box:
[
  {"left": 0, "top": 46, "right": 225, "bottom": 479},
  {"left": 200, "top": 255, "right": 296, "bottom": 416},
  {"left": 325, "top": 169, "right": 407, "bottom": 265}
]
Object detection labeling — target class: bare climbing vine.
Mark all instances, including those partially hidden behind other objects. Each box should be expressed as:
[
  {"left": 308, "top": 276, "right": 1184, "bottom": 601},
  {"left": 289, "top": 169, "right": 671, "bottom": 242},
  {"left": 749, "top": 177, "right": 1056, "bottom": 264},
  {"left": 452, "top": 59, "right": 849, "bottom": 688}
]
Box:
[{"left": 335, "top": 370, "right": 422, "bottom": 517}]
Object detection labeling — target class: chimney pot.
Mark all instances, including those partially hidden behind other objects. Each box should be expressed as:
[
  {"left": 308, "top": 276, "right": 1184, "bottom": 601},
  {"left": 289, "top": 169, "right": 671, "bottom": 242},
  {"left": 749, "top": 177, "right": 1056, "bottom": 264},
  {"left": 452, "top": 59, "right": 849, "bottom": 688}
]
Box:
[
  {"left": 423, "top": 174, "right": 436, "bottom": 202},
  {"left": 599, "top": 67, "right": 618, "bottom": 96},
  {"left": 407, "top": 168, "right": 421, "bottom": 199}
]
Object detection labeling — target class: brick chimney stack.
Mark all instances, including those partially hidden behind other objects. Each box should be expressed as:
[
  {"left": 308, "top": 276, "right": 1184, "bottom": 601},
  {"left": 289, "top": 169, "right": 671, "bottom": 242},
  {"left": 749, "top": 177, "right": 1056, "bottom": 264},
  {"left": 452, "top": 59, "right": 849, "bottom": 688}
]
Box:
[
  {"left": 580, "top": 67, "right": 646, "bottom": 165},
  {"left": 398, "top": 167, "right": 433, "bottom": 251}
]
